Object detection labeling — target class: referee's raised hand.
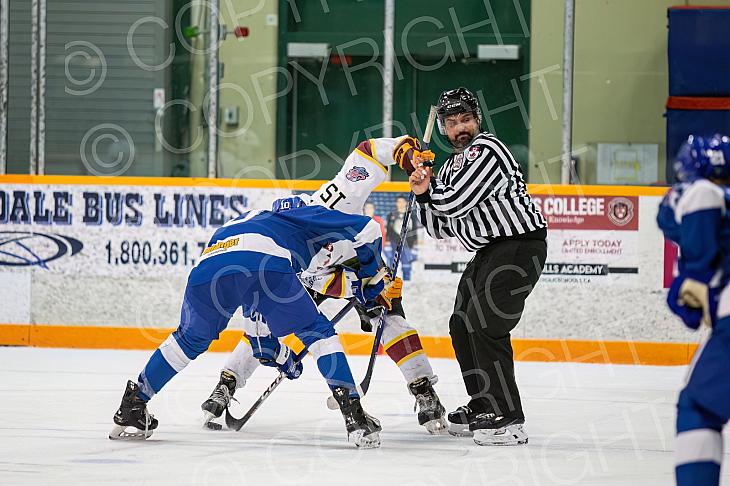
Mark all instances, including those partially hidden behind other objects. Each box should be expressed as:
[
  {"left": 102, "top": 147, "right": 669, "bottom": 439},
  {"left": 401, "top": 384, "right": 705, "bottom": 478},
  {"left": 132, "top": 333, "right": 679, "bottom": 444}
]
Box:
[{"left": 408, "top": 157, "right": 432, "bottom": 195}]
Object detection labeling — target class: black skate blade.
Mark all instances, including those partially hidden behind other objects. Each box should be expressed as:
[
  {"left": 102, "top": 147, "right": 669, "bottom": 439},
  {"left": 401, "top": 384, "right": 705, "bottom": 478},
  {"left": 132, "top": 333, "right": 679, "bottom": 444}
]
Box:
[{"left": 109, "top": 424, "right": 153, "bottom": 441}]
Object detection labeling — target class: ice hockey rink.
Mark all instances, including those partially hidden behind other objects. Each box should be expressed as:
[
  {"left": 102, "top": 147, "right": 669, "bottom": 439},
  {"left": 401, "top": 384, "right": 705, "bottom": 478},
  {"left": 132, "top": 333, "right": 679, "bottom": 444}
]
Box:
[{"left": 1, "top": 346, "right": 728, "bottom": 486}]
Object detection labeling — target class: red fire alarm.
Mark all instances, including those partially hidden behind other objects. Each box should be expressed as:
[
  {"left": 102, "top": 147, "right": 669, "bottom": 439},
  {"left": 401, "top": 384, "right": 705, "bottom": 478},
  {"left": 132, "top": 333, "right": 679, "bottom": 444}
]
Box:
[{"left": 234, "top": 26, "right": 249, "bottom": 38}]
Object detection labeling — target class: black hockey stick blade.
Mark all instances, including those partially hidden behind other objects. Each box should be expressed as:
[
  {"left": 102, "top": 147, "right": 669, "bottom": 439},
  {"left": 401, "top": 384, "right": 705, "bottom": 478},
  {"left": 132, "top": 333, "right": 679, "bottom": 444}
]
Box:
[{"left": 225, "top": 372, "right": 286, "bottom": 431}]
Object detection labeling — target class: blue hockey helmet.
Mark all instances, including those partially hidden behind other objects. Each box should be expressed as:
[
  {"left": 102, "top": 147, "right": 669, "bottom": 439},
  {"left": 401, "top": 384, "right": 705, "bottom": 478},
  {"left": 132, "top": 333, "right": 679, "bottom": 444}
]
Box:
[
  {"left": 271, "top": 195, "right": 308, "bottom": 213},
  {"left": 674, "top": 134, "right": 730, "bottom": 182}
]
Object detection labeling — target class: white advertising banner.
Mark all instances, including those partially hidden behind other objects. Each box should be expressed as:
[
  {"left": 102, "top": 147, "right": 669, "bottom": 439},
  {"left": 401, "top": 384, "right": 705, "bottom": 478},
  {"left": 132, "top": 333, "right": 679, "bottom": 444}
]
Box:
[
  {"left": 0, "top": 184, "right": 290, "bottom": 276},
  {"left": 0, "top": 179, "right": 685, "bottom": 342},
  {"left": 420, "top": 194, "right": 645, "bottom": 285}
]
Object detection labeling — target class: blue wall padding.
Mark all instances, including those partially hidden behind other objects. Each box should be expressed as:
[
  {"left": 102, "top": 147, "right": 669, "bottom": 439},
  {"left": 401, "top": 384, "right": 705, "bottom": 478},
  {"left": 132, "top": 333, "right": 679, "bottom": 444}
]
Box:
[{"left": 668, "top": 8, "right": 730, "bottom": 97}]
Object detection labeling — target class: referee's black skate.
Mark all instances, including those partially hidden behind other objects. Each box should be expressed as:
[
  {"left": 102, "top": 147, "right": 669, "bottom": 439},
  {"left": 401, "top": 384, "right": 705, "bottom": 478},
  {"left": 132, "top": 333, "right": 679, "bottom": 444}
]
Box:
[
  {"left": 332, "top": 387, "right": 381, "bottom": 449},
  {"left": 470, "top": 414, "right": 528, "bottom": 446},
  {"left": 447, "top": 405, "right": 483, "bottom": 437},
  {"left": 109, "top": 380, "right": 158, "bottom": 440},
  {"left": 408, "top": 377, "right": 448, "bottom": 435},
  {"left": 201, "top": 370, "right": 237, "bottom": 429}
]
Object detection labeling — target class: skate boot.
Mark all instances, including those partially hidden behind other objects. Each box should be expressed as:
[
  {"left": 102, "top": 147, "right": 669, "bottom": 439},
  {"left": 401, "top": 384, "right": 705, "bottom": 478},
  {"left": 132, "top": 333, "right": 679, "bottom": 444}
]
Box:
[
  {"left": 109, "top": 380, "right": 158, "bottom": 440},
  {"left": 447, "top": 405, "right": 483, "bottom": 437},
  {"left": 470, "top": 414, "right": 528, "bottom": 446},
  {"left": 408, "top": 377, "right": 448, "bottom": 435},
  {"left": 332, "top": 387, "right": 382, "bottom": 449},
  {"left": 201, "top": 370, "right": 237, "bottom": 430}
]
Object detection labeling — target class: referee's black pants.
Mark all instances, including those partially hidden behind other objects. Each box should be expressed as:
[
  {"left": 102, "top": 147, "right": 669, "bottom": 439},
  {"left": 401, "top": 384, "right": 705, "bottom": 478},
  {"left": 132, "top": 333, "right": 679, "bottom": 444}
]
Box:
[{"left": 449, "top": 230, "right": 547, "bottom": 420}]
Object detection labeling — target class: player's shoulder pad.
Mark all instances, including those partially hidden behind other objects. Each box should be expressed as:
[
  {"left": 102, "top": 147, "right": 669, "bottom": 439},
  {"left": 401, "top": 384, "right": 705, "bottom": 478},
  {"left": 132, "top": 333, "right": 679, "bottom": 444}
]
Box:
[
  {"left": 677, "top": 179, "right": 726, "bottom": 217},
  {"left": 278, "top": 203, "right": 329, "bottom": 221},
  {"left": 660, "top": 183, "right": 685, "bottom": 206},
  {"left": 355, "top": 139, "right": 373, "bottom": 158}
]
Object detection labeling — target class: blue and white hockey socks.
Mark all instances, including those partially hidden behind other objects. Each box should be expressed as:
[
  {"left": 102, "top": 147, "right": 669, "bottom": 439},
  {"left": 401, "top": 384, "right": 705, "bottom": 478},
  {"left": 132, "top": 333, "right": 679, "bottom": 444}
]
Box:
[
  {"left": 307, "top": 334, "right": 358, "bottom": 397},
  {"left": 137, "top": 331, "right": 201, "bottom": 401},
  {"left": 675, "top": 393, "right": 724, "bottom": 486}
]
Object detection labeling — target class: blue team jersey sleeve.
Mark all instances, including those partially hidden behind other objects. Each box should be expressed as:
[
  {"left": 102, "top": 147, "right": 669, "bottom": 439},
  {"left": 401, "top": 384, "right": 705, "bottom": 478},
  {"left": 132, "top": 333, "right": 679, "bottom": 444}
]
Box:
[
  {"left": 657, "top": 185, "right": 683, "bottom": 244},
  {"left": 674, "top": 180, "right": 726, "bottom": 282},
  {"left": 280, "top": 205, "right": 384, "bottom": 278}
]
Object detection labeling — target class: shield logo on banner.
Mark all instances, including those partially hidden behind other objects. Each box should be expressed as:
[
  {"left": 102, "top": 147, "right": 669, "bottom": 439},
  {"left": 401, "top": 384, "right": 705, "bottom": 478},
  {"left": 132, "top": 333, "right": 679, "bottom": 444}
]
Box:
[{"left": 607, "top": 197, "right": 635, "bottom": 226}]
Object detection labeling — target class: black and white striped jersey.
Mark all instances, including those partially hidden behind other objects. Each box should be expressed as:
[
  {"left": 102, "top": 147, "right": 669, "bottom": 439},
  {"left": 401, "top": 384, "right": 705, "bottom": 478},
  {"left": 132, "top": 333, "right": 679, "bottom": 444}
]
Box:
[{"left": 416, "top": 132, "right": 547, "bottom": 252}]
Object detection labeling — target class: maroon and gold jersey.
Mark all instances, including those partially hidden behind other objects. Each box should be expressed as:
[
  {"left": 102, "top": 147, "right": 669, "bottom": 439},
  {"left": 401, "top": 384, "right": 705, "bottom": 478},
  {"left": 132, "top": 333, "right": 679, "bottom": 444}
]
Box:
[{"left": 310, "top": 136, "right": 407, "bottom": 215}]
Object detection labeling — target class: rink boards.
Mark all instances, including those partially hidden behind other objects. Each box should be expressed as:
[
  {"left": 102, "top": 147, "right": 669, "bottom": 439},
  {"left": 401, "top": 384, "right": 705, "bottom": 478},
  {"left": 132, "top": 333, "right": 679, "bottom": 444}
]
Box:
[{"left": 0, "top": 175, "right": 697, "bottom": 365}]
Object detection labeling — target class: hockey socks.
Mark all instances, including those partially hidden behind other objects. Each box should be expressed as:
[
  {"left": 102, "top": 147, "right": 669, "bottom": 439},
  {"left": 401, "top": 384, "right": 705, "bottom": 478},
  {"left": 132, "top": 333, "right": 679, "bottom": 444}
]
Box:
[
  {"left": 137, "top": 331, "right": 201, "bottom": 401},
  {"left": 378, "top": 315, "right": 434, "bottom": 384},
  {"left": 315, "top": 351, "right": 359, "bottom": 396},
  {"left": 383, "top": 329, "right": 430, "bottom": 383},
  {"left": 304, "top": 332, "right": 359, "bottom": 396},
  {"left": 676, "top": 392, "right": 725, "bottom": 486},
  {"left": 675, "top": 434, "right": 722, "bottom": 486}
]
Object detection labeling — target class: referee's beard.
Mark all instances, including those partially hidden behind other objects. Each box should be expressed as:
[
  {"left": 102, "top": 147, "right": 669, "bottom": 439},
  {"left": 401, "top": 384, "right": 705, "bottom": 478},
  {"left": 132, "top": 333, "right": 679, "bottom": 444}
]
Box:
[{"left": 449, "top": 128, "right": 478, "bottom": 151}]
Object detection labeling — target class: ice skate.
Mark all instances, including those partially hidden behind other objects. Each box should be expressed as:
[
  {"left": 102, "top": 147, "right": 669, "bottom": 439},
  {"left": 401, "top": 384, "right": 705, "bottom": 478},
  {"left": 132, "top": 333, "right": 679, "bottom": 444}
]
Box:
[
  {"left": 332, "top": 387, "right": 382, "bottom": 449},
  {"left": 408, "top": 377, "right": 448, "bottom": 435},
  {"left": 470, "top": 414, "right": 528, "bottom": 446},
  {"left": 109, "top": 380, "right": 158, "bottom": 440},
  {"left": 201, "top": 370, "right": 237, "bottom": 429},
  {"left": 447, "top": 405, "right": 482, "bottom": 437}
]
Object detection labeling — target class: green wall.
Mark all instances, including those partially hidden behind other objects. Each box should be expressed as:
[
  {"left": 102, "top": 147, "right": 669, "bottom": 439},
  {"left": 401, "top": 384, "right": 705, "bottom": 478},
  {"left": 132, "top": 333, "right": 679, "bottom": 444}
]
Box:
[{"left": 276, "top": 0, "right": 532, "bottom": 181}]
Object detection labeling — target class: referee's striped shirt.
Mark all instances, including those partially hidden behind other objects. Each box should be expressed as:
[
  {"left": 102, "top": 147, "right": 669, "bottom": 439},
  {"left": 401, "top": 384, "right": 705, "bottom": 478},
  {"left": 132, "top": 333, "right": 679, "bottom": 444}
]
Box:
[{"left": 416, "top": 132, "right": 547, "bottom": 252}]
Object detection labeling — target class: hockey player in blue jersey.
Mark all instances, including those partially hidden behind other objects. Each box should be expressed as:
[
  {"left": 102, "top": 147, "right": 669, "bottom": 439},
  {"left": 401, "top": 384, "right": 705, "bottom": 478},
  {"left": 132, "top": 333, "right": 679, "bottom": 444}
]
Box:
[
  {"left": 110, "top": 205, "right": 389, "bottom": 448},
  {"left": 199, "top": 136, "right": 450, "bottom": 436},
  {"left": 657, "top": 134, "right": 730, "bottom": 486}
]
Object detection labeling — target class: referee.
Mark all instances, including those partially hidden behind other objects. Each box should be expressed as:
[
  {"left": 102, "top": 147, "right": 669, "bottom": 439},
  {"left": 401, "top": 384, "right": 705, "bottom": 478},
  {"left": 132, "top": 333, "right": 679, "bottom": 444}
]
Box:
[{"left": 407, "top": 87, "right": 547, "bottom": 446}]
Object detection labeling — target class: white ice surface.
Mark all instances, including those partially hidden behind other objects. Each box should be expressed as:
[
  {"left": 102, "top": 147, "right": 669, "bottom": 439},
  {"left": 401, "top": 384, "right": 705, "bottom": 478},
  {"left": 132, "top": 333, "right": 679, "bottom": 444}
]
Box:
[{"left": 0, "top": 347, "right": 728, "bottom": 486}]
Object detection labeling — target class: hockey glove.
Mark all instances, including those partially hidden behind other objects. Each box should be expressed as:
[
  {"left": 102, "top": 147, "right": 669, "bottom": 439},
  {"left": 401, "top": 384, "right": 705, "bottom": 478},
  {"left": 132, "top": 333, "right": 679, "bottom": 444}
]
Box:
[
  {"left": 352, "top": 277, "right": 385, "bottom": 310},
  {"left": 679, "top": 278, "right": 711, "bottom": 326},
  {"left": 375, "top": 275, "right": 403, "bottom": 310},
  {"left": 251, "top": 334, "right": 303, "bottom": 380},
  {"left": 667, "top": 276, "right": 718, "bottom": 329},
  {"left": 393, "top": 136, "right": 435, "bottom": 175}
]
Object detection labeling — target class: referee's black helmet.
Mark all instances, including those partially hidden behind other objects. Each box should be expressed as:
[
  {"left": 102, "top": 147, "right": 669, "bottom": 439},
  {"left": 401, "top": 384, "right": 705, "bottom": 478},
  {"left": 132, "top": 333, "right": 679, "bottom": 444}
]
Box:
[{"left": 436, "top": 87, "right": 483, "bottom": 136}]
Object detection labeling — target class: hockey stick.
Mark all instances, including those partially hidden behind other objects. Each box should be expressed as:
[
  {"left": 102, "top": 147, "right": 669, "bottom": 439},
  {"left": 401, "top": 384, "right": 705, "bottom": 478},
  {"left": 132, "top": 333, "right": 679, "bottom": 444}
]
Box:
[
  {"left": 225, "top": 267, "right": 388, "bottom": 431},
  {"left": 353, "top": 106, "right": 439, "bottom": 396},
  {"left": 224, "top": 300, "right": 356, "bottom": 431}
]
